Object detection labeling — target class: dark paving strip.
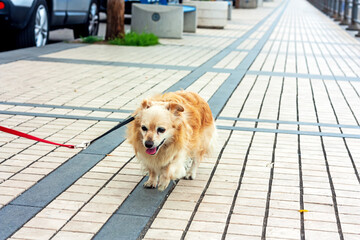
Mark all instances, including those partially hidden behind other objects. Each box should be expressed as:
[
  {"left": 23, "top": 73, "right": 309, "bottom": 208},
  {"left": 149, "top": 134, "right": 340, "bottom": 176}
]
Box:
[
  {"left": 33, "top": 57, "right": 195, "bottom": 72},
  {"left": 0, "top": 110, "right": 124, "bottom": 123},
  {"left": 0, "top": 43, "right": 83, "bottom": 65},
  {"left": 218, "top": 116, "right": 360, "bottom": 129},
  {"left": 211, "top": 69, "right": 360, "bottom": 82},
  {"left": 217, "top": 125, "right": 360, "bottom": 139},
  {"left": 0, "top": 101, "right": 133, "bottom": 113},
  {"left": 269, "top": 39, "right": 360, "bottom": 46},
  {"left": 247, "top": 70, "right": 360, "bottom": 82}
]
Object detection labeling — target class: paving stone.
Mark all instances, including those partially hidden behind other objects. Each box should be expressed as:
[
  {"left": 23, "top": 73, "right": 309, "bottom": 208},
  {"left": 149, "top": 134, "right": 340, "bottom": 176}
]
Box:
[
  {"left": 62, "top": 220, "right": 103, "bottom": 234},
  {"left": 52, "top": 231, "right": 93, "bottom": 240},
  {"left": 25, "top": 217, "right": 67, "bottom": 230},
  {"left": 11, "top": 227, "right": 56, "bottom": 240}
]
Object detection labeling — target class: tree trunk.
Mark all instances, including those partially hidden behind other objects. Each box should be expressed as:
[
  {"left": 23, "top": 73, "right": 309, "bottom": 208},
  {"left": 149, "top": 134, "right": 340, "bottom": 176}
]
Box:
[
  {"left": 235, "top": 0, "right": 240, "bottom": 8},
  {"left": 105, "top": 0, "right": 125, "bottom": 40}
]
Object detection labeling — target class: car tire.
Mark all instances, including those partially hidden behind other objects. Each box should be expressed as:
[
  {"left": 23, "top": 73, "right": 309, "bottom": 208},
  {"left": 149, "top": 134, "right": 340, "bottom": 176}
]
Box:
[
  {"left": 73, "top": 0, "right": 99, "bottom": 39},
  {"left": 15, "top": 0, "right": 49, "bottom": 48}
]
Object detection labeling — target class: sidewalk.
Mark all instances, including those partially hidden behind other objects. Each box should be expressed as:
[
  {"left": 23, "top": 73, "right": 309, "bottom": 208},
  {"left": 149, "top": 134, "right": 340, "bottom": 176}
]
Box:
[{"left": 1, "top": 0, "right": 360, "bottom": 239}]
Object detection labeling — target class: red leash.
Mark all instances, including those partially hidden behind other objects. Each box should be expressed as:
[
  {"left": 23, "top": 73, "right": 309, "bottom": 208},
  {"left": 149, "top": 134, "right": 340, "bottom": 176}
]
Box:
[
  {"left": 0, "top": 115, "right": 135, "bottom": 149},
  {"left": 0, "top": 125, "right": 75, "bottom": 149}
]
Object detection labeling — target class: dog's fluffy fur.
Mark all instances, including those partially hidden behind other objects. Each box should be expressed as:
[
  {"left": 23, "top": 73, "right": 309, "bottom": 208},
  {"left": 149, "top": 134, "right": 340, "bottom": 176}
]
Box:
[{"left": 127, "top": 91, "right": 216, "bottom": 191}]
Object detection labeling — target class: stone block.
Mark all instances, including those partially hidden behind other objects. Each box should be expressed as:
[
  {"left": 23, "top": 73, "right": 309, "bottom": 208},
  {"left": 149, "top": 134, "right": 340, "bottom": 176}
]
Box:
[{"left": 131, "top": 4, "right": 183, "bottom": 39}]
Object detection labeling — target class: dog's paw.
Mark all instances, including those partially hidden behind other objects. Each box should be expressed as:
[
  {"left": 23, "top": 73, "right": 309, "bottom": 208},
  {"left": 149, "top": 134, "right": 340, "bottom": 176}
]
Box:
[
  {"left": 184, "top": 175, "right": 193, "bottom": 180},
  {"left": 143, "top": 180, "right": 157, "bottom": 189},
  {"left": 157, "top": 183, "right": 168, "bottom": 191},
  {"left": 184, "top": 172, "right": 196, "bottom": 180},
  {"left": 157, "top": 179, "right": 170, "bottom": 191}
]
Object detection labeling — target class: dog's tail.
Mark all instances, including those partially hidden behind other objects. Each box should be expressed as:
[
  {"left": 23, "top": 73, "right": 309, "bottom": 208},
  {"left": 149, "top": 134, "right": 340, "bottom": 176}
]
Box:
[{"left": 205, "top": 121, "right": 218, "bottom": 157}]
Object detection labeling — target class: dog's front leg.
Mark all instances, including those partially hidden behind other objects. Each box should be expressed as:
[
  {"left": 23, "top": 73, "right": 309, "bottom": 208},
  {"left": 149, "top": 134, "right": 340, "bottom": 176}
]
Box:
[
  {"left": 158, "top": 154, "right": 187, "bottom": 191},
  {"left": 143, "top": 168, "right": 158, "bottom": 188},
  {"left": 158, "top": 164, "right": 171, "bottom": 191}
]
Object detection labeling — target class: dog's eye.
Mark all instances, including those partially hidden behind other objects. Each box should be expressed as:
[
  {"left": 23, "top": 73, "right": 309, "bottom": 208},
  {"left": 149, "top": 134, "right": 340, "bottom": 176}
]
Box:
[
  {"left": 157, "top": 127, "right": 166, "bottom": 134},
  {"left": 141, "top": 126, "right": 148, "bottom": 131}
]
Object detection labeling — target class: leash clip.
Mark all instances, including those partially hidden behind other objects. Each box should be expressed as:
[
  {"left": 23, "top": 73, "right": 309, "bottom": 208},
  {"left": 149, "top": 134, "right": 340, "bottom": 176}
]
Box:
[{"left": 76, "top": 141, "right": 91, "bottom": 149}]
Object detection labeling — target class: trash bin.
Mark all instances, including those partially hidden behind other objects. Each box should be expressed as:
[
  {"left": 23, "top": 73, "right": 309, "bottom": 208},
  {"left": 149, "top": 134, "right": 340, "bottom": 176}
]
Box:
[{"left": 240, "top": 0, "right": 258, "bottom": 8}]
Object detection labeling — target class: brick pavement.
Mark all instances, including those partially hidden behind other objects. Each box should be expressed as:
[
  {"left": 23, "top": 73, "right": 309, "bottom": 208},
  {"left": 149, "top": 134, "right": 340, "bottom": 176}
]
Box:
[{"left": 1, "top": 0, "right": 360, "bottom": 239}]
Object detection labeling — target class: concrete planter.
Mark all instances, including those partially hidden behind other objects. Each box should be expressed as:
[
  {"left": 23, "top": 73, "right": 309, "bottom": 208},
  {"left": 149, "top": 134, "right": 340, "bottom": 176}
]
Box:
[{"left": 185, "top": 1, "right": 228, "bottom": 29}]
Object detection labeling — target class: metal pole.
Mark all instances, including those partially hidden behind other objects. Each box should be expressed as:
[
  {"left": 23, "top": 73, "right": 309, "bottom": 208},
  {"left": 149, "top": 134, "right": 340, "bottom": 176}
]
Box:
[
  {"left": 340, "top": 0, "right": 350, "bottom": 25},
  {"left": 334, "top": 0, "right": 343, "bottom": 20},
  {"left": 323, "top": 0, "right": 329, "bottom": 13},
  {"left": 332, "top": 0, "right": 338, "bottom": 17},
  {"left": 328, "top": 0, "right": 333, "bottom": 15},
  {"left": 346, "top": 0, "right": 360, "bottom": 30}
]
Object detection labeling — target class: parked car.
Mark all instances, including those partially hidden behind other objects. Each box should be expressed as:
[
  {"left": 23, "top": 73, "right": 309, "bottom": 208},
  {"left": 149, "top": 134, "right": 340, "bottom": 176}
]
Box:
[{"left": 0, "top": 0, "right": 106, "bottom": 49}]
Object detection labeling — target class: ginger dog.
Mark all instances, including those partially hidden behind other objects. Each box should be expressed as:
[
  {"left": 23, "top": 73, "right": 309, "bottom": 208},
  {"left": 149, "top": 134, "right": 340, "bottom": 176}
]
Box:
[{"left": 127, "top": 91, "right": 216, "bottom": 191}]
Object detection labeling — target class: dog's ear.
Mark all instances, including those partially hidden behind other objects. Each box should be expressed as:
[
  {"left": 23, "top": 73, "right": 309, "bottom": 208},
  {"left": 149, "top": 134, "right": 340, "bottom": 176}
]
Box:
[
  {"left": 141, "top": 99, "right": 152, "bottom": 109},
  {"left": 167, "top": 102, "right": 184, "bottom": 116}
]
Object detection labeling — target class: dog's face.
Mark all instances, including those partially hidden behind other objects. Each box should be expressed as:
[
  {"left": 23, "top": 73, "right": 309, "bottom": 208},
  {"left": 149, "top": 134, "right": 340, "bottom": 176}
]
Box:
[{"left": 138, "top": 99, "right": 184, "bottom": 156}]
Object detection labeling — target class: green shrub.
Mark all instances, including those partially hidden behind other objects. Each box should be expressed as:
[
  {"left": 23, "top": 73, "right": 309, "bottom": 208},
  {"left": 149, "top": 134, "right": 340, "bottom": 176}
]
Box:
[
  {"left": 108, "top": 32, "right": 159, "bottom": 47},
  {"left": 81, "top": 36, "right": 103, "bottom": 43}
]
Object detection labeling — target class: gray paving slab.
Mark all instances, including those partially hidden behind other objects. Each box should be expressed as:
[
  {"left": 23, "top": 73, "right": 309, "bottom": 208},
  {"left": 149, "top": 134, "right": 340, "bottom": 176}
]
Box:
[
  {"left": 93, "top": 214, "right": 149, "bottom": 240},
  {"left": 216, "top": 125, "right": 360, "bottom": 139},
  {"left": 0, "top": 205, "right": 41, "bottom": 240},
  {"left": 82, "top": 126, "right": 127, "bottom": 155},
  {"left": 116, "top": 178, "right": 173, "bottom": 217},
  {"left": 0, "top": 43, "right": 83, "bottom": 65},
  {"left": 0, "top": 110, "right": 124, "bottom": 122},
  {"left": 0, "top": 101, "right": 133, "bottom": 113},
  {"left": 34, "top": 57, "right": 195, "bottom": 71},
  {"left": 218, "top": 116, "right": 360, "bottom": 129}
]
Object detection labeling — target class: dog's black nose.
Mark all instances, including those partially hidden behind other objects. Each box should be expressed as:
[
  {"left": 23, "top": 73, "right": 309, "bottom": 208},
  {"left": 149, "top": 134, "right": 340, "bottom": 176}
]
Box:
[{"left": 145, "top": 140, "right": 154, "bottom": 149}]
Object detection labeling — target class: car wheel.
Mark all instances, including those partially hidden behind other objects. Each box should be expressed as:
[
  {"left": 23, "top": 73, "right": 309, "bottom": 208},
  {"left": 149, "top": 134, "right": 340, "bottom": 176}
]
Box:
[
  {"left": 15, "top": 0, "right": 49, "bottom": 48},
  {"left": 73, "top": 0, "right": 99, "bottom": 39}
]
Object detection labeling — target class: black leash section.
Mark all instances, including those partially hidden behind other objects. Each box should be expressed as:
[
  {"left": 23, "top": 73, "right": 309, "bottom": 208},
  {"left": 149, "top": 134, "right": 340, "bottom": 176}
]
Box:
[{"left": 79, "top": 115, "right": 136, "bottom": 148}]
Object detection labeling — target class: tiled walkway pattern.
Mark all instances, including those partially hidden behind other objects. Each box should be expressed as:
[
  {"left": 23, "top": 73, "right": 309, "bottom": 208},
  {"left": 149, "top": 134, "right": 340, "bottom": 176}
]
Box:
[{"left": 1, "top": 0, "right": 360, "bottom": 239}]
